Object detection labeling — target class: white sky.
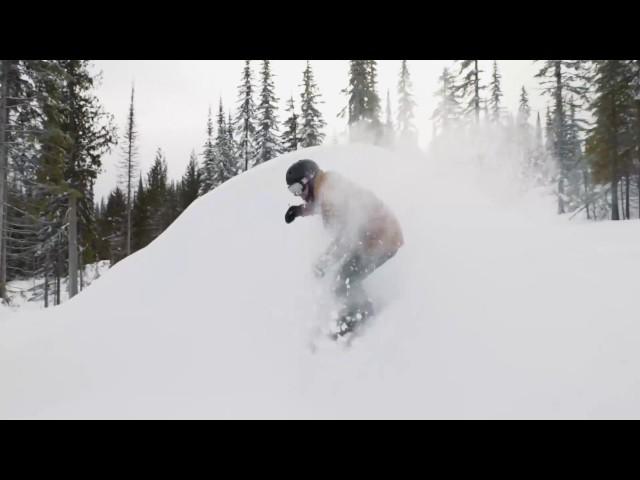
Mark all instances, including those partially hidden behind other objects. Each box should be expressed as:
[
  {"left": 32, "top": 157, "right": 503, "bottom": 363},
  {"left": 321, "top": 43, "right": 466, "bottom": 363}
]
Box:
[{"left": 91, "top": 60, "right": 547, "bottom": 201}]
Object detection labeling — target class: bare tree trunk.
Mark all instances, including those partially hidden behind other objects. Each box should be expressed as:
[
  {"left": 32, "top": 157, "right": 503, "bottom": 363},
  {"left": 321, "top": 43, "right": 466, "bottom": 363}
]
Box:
[
  {"left": 125, "top": 87, "right": 137, "bottom": 258},
  {"left": 126, "top": 177, "right": 131, "bottom": 257},
  {"left": 55, "top": 239, "right": 62, "bottom": 305},
  {"left": 0, "top": 60, "right": 9, "bottom": 303},
  {"left": 583, "top": 168, "right": 591, "bottom": 220},
  {"left": 553, "top": 61, "right": 566, "bottom": 217},
  {"left": 44, "top": 266, "right": 49, "bottom": 308},
  {"left": 79, "top": 246, "right": 84, "bottom": 292},
  {"left": 68, "top": 194, "right": 78, "bottom": 298},
  {"left": 55, "top": 267, "right": 60, "bottom": 305},
  {"left": 611, "top": 178, "right": 620, "bottom": 220},
  {"left": 44, "top": 249, "right": 50, "bottom": 308},
  {"left": 625, "top": 173, "right": 630, "bottom": 219},
  {"left": 1, "top": 232, "right": 6, "bottom": 303},
  {"left": 619, "top": 176, "right": 626, "bottom": 219},
  {"left": 558, "top": 176, "right": 565, "bottom": 214}
]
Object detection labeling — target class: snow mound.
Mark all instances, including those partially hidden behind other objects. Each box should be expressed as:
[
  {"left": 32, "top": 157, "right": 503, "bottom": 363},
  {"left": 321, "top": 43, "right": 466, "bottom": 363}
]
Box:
[{"left": 2, "top": 144, "right": 640, "bottom": 419}]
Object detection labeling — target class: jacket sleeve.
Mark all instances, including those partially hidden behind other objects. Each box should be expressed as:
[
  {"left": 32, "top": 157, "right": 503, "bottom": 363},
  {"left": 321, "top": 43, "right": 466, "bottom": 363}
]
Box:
[{"left": 299, "top": 201, "right": 317, "bottom": 217}]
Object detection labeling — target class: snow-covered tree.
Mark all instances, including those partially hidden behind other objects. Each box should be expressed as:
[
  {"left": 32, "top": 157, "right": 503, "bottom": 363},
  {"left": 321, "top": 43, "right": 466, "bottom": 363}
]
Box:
[
  {"left": 586, "top": 60, "right": 636, "bottom": 220},
  {"left": 536, "top": 60, "right": 589, "bottom": 213},
  {"left": 234, "top": 60, "right": 257, "bottom": 172},
  {"left": 255, "top": 60, "right": 281, "bottom": 164},
  {"left": 397, "top": 60, "right": 416, "bottom": 143},
  {"left": 518, "top": 86, "right": 531, "bottom": 127},
  {"left": 340, "top": 60, "right": 381, "bottom": 142},
  {"left": 383, "top": 89, "right": 395, "bottom": 147},
  {"left": 454, "top": 60, "right": 484, "bottom": 124},
  {"left": 432, "top": 67, "right": 461, "bottom": 136},
  {"left": 299, "top": 61, "right": 326, "bottom": 148},
  {"left": 214, "top": 100, "right": 237, "bottom": 185},
  {"left": 201, "top": 106, "right": 217, "bottom": 193},
  {"left": 281, "top": 96, "right": 300, "bottom": 153},
  {"left": 488, "top": 61, "right": 503, "bottom": 123}
]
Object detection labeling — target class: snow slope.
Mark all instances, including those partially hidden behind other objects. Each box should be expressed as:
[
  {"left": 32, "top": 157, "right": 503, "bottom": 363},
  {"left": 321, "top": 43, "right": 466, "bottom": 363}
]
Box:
[
  {"left": 2, "top": 144, "right": 640, "bottom": 419},
  {"left": 0, "top": 260, "right": 111, "bottom": 315}
]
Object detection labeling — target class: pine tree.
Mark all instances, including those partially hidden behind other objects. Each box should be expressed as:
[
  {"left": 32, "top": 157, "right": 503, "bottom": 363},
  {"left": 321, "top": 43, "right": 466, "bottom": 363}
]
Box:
[
  {"left": 541, "top": 104, "right": 560, "bottom": 192},
  {"left": 545, "top": 106, "right": 554, "bottom": 154},
  {"left": 227, "top": 111, "right": 237, "bottom": 172},
  {"left": 181, "top": 150, "right": 202, "bottom": 210},
  {"left": 1, "top": 60, "right": 114, "bottom": 302},
  {"left": 536, "top": 112, "right": 543, "bottom": 153},
  {"left": 201, "top": 106, "right": 217, "bottom": 193},
  {"left": 281, "top": 96, "right": 300, "bottom": 153},
  {"left": 131, "top": 175, "right": 150, "bottom": 251},
  {"left": 432, "top": 67, "right": 461, "bottom": 136},
  {"left": 628, "top": 60, "right": 640, "bottom": 218},
  {"left": 340, "top": 60, "right": 367, "bottom": 123},
  {"left": 102, "top": 186, "right": 127, "bottom": 263},
  {"left": 146, "top": 148, "right": 169, "bottom": 239},
  {"left": 565, "top": 99, "right": 591, "bottom": 218},
  {"left": 339, "top": 60, "right": 383, "bottom": 142},
  {"left": 255, "top": 60, "right": 281, "bottom": 164},
  {"left": 56, "top": 60, "right": 115, "bottom": 297},
  {"left": 517, "top": 86, "right": 532, "bottom": 178},
  {"left": 586, "top": 60, "right": 636, "bottom": 220},
  {"left": 365, "top": 60, "right": 382, "bottom": 139},
  {"left": 0, "top": 60, "right": 38, "bottom": 301},
  {"left": 12, "top": 60, "right": 114, "bottom": 300},
  {"left": 383, "top": 89, "right": 395, "bottom": 147},
  {"left": 235, "top": 60, "right": 257, "bottom": 171},
  {"left": 299, "top": 61, "right": 326, "bottom": 148},
  {"left": 94, "top": 197, "right": 110, "bottom": 261},
  {"left": 566, "top": 100, "right": 581, "bottom": 184},
  {"left": 0, "top": 61, "right": 12, "bottom": 301},
  {"left": 489, "top": 61, "right": 503, "bottom": 123},
  {"left": 518, "top": 86, "right": 531, "bottom": 127},
  {"left": 536, "top": 60, "right": 589, "bottom": 214},
  {"left": 161, "top": 180, "right": 181, "bottom": 230},
  {"left": 214, "top": 100, "right": 236, "bottom": 185},
  {"left": 340, "top": 60, "right": 370, "bottom": 141},
  {"left": 529, "top": 111, "right": 546, "bottom": 181},
  {"left": 397, "top": 60, "right": 417, "bottom": 142},
  {"left": 119, "top": 85, "right": 138, "bottom": 256},
  {"left": 454, "top": 60, "right": 484, "bottom": 124},
  {"left": 31, "top": 61, "right": 72, "bottom": 303}
]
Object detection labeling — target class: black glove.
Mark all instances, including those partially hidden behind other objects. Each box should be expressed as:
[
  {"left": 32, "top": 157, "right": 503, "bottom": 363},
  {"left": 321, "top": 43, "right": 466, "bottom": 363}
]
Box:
[{"left": 285, "top": 205, "right": 302, "bottom": 224}]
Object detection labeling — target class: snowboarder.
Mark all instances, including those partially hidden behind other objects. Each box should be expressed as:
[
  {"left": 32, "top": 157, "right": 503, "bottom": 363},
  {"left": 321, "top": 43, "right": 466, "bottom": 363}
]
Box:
[{"left": 284, "top": 159, "right": 404, "bottom": 337}]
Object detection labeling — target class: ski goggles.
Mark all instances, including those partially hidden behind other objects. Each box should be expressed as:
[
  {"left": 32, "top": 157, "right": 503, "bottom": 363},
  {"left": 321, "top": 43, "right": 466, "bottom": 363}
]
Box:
[{"left": 288, "top": 178, "right": 308, "bottom": 196}]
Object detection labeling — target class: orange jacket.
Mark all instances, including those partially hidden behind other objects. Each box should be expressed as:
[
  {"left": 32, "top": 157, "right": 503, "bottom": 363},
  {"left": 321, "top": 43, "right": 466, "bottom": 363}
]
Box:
[{"left": 301, "top": 171, "right": 404, "bottom": 257}]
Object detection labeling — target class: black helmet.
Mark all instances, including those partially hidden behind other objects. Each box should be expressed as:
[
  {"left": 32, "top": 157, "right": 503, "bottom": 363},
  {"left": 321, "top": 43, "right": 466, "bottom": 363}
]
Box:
[{"left": 286, "top": 159, "right": 320, "bottom": 187}]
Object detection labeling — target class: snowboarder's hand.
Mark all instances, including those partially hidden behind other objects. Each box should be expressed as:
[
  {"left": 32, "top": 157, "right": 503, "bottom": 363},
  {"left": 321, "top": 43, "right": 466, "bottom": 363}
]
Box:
[{"left": 285, "top": 205, "right": 301, "bottom": 224}]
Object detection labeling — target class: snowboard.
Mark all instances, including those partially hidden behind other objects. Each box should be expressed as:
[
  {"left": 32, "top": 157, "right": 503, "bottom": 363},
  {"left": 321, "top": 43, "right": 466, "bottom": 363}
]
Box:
[{"left": 308, "top": 300, "right": 376, "bottom": 352}]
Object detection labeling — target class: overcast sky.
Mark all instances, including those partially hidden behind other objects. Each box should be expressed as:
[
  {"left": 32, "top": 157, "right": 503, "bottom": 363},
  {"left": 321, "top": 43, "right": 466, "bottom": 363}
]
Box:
[{"left": 91, "top": 60, "right": 547, "bottom": 201}]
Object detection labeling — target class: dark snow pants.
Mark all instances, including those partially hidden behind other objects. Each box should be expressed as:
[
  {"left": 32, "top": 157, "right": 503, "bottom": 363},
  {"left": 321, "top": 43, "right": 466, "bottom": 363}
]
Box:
[{"left": 333, "top": 249, "right": 397, "bottom": 314}]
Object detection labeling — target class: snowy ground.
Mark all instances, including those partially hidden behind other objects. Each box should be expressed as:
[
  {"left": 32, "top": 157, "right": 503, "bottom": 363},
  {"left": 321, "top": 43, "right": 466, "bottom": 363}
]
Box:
[
  {"left": 2, "top": 144, "right": 640, "bottom": 419},
  {"left": 0, "top": 261, "right": 110, "bottom": 317}
]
